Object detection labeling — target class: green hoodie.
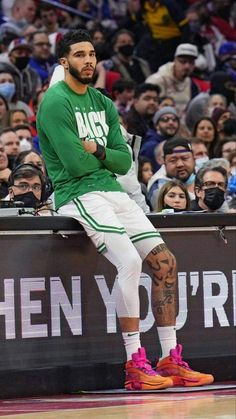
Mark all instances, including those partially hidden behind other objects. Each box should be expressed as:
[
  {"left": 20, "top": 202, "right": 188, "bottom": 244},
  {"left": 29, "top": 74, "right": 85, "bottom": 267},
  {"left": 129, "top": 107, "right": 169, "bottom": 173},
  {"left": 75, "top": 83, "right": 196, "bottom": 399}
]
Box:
[{"left": 37, "top": 81, "right": 131, "bottom": 209}]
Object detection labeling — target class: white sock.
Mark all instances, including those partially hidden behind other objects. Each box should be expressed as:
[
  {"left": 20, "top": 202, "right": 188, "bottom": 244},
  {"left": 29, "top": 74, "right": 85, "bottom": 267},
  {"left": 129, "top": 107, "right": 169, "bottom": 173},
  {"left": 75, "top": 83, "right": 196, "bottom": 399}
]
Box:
[
  {"left": 122, "top": 331, "right": 141, "bottom": 361},
  {"left": 157, "top": 326, "right": 177, "bottom": 359}
]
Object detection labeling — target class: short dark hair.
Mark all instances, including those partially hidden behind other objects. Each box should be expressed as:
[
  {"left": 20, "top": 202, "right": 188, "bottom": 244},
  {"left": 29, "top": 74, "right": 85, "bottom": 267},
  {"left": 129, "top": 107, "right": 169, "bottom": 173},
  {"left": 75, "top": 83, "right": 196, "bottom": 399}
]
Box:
[
  {"left": 112, "top": 79, "right": 135, "bottom": 94},
  {"left": 134, "top": 83, "right": 160, "bottom": 99},
  {"left": 40, "top": 4, "right": 57, "bottom": 13},
  {"left": 56, "top": 29, "right": 93, "bottom": 59},
  {"left": 0, "top": 126, "right": 15, "bottom": 137},
  {"left": 195, "top": 166, "right": 228, "bottom": 190},
  {"left": 28, "top": 30, "right": 48, "bottom": 43},
  {"left": 13, "top": 124, "right": 32, "bottom": 133},
  {"left": 111, "top": 29, "right": 135, "bottom": 47},
  {"left": 214, "top": 137, "right": 236, "bottom": 158},
  {"left": 8, "top": 163, "right": 44, "bottom": 188},
  {"left": 137, "top": 156, "right": 153, "bottom": 183},
  {"left": 8, "top": 163, "right": 47, "bottom": 202},
  {"left": 190, "top": 137, "right": 207, "bottom": 146},
  {"left": 222, "top": 118, "right": 236, "bottom": 136},
  {"left": 15, "top": 150, "right": 43, "bottom": 167}
]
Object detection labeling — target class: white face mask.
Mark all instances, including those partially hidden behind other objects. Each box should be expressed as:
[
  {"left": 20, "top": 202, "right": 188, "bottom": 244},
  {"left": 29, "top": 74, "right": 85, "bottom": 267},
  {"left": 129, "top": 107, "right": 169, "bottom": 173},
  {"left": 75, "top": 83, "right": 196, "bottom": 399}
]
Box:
[
  {"left": 20, "top": 138, "right": 32, "bottom": 152},
  {"left": 195, "top": 156, "right": 209, "bottom": 171}
]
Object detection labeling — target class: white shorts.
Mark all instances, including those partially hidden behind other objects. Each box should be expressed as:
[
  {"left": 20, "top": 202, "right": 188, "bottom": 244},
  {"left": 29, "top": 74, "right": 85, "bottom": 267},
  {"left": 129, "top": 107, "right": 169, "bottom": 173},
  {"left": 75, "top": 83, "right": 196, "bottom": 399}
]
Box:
[{"left": 58, "top": 191, "right": 164, "bottom": 260}]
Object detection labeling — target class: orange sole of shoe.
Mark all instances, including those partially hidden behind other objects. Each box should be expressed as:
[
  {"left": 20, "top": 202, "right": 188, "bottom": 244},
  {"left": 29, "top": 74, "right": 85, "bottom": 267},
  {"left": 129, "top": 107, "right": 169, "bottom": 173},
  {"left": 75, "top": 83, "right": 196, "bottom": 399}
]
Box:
[
  {"left": 170, "top": 375, "right": 214, "bottom": 387},
  {"left": 125, "top": 377, "right": 173, "bottom": 390}
]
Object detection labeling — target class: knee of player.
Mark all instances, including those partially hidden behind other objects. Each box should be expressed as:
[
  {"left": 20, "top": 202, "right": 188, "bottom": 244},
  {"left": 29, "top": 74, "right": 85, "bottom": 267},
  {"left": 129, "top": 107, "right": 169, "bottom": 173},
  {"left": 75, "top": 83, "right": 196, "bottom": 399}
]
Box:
[
  {"left": 125, "top": 252, "right": 142, "bottom": 276},
  {"left": 131, "top": 252, "right": 143, "bottom": 272}
]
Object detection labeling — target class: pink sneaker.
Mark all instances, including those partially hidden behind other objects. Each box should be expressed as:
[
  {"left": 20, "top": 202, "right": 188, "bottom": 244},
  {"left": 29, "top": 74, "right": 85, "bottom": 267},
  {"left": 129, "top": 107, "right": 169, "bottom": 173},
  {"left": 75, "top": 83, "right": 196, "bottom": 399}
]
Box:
[
  {"left": 125, "top": 347, "right": 173, "bottom": 390},
  {"left": 156, "top": 344, "right": 214, "bottom": 387}
]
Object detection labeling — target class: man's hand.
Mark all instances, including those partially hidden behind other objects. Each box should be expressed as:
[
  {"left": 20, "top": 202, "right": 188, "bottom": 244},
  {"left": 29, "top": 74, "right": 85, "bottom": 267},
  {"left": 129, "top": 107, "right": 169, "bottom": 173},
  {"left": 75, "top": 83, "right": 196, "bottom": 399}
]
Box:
[
  {"left": 82, "top": 139, "right": 106, "bottom": 160},
  {"left": 0, "top": 168, "right": 11, "bottom": 182},
  {"left": 82, "top": 140, "right": 97, "bottom": 154}
]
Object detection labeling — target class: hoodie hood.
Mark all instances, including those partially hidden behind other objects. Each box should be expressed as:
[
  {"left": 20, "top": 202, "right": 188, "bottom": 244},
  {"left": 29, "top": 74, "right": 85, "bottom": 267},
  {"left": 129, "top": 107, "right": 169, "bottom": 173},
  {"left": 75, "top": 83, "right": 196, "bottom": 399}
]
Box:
[
  {"left": 147, "top": 165, "right": 169, "bottom": 191},
  {"left": 0, "top": 61, "right": 19, "bottom": 78},
  {"left": 146, "top": 62, "right": 192, "bottom": 118}
]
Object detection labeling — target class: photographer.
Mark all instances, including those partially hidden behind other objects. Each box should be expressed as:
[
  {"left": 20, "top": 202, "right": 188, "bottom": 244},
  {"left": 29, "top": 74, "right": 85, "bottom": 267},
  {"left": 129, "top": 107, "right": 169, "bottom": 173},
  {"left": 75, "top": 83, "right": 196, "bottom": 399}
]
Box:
[{"left": 7, "top": 163, "right": 50, "bottom": 214}]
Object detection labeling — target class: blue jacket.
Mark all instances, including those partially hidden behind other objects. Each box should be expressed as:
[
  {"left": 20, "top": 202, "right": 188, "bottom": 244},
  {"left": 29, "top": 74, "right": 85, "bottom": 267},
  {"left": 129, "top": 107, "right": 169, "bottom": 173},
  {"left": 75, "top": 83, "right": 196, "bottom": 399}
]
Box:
[
  {"left": 140, "top": 129, "right": 165, "bottom": 171},
  {"left": 29, "top": 56, "right": 55, "bottom": 84}
]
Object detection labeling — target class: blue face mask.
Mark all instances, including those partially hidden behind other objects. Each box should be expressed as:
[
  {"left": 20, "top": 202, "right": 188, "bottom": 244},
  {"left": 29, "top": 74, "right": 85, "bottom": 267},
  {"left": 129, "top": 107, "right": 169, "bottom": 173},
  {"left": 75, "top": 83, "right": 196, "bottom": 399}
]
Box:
[
  {"left": 184, "top": 172, "right": 195, "bottom": 186},
  {"left": 0, "top": 82, "right": 16, "bottom": 101},
  {"left": 195, "top": 156, "right": 209, "bottom": 171}
]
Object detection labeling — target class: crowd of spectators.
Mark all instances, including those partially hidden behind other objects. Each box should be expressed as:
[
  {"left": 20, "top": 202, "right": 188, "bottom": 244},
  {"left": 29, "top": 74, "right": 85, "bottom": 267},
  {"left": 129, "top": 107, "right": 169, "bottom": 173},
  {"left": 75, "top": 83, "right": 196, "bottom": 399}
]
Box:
[{"left": 0, "top": 0, "right": 236, "bottom": 214}]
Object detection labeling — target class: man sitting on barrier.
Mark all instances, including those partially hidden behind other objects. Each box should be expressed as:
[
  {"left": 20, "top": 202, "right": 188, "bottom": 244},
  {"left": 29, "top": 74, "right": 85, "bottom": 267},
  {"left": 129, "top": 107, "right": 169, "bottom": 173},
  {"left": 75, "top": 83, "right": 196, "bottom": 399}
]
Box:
[{"left": 37, "top": 29, "right": 213, "bottom": 390}]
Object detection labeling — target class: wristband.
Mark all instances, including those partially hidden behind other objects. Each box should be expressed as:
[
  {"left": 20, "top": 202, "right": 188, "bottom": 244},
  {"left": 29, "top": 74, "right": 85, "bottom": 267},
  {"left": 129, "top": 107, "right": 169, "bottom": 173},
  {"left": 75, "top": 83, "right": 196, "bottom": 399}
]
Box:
[{"left": 93, "top": 143, "right": 105, "bottom": 159}]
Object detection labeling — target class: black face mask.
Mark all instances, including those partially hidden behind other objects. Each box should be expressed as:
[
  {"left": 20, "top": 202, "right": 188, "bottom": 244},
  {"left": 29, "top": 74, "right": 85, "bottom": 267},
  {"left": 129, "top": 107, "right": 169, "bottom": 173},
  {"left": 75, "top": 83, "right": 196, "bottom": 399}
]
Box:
[
  {"left": 118, "top": 44, "right": 134, "bottom": 57},
  {"left": 189, "top": 21, "right": 201, "bottom": 33},
  {"left": 14, "top": 56, "right": 30, "bottom": 70},
  {"left": 203, "top": 187, "right": 225, "bottom": 210},
  {"left": 14, "top": 191, "right": 41, "bottom": 209}
]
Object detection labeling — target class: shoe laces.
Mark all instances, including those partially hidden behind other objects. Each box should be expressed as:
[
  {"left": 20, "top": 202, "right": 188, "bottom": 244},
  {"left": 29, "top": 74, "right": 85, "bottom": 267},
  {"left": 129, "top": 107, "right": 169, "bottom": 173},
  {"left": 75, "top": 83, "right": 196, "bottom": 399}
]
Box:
[
  {"left": 169, "top": 344, "right": 191, "bottom": 370},
  {"left": 132, "top": 348, "right": 157, "bottom": 376}
]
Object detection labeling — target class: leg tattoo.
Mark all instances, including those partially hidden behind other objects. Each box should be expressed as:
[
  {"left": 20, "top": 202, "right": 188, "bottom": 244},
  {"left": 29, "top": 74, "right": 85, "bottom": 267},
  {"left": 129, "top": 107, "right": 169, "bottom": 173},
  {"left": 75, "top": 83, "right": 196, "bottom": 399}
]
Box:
[{"left": 145, "top": 244, "right": 177, "bottom": 326}]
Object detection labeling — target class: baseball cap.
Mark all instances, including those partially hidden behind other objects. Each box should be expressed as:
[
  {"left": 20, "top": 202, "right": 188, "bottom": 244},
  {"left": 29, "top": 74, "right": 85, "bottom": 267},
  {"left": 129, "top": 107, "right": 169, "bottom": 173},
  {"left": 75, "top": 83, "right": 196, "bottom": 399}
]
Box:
[
  {"left": 174, "top": 43, "right": 198, "bottom": 58},
  {"left": 8, "top": 38, "right": 32, "bottom": 54},
  {"left": 163, "top": 138, "right": 193, "bottom": 157},
  {"left": 153, "top": 106, "right": 179, "bottom": 125}
]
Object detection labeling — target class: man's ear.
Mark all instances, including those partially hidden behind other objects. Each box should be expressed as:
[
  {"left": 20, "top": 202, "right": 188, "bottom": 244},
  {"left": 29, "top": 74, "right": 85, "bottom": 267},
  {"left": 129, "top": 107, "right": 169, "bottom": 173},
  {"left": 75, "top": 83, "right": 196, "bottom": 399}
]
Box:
[
  {"left": 8, "top": 187, "right": 14, "bottom": 199},
  {"left": 59, "top": 57, "right": 68, "bottom": 70},
  {"left": 195, "top": 187, "right": 201, "bottom": 199}
]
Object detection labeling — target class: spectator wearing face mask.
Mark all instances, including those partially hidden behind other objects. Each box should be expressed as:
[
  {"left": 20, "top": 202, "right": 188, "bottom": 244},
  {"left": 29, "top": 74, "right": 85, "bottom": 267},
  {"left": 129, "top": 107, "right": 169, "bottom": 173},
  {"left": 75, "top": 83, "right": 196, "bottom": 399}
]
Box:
[
  {"left": 0, "top": 38, "right": 41, "bottom": 104},
  {"left": 110, "top": 29, "right": 151, "bottom": 84},
  {"left": 191, "top": 166, "right": 231, "bottom": 213},
  {"left": 7, "top": 163, "right": 50, "bottom": 213},
  {"left": 14, "top": 149, "right": 54, "bottom": 202},
  {"left": 0, "top": 127, "right": 20, "bottom": 170},
  {"left": 0, "top": 70, "right": 34, "bottom": 117},
  {"left": 13, "top": 123, "right": 33, "bottom": 152},
  {"left": 211, "top": 107, "right": 234, "bottom": 140},
  {"left": 190, "top": 137, "right": 209, "bottom": 172}
]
